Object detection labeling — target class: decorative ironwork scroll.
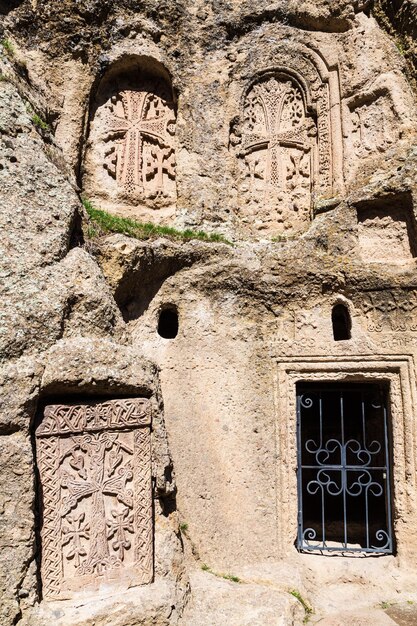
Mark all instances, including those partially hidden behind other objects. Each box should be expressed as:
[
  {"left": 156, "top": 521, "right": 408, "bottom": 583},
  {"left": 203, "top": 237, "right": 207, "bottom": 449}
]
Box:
[
  {"left": 296, "top": 384, "right": 393, "bottom": 554},
  {"left": 36, "top": 398, "right": 153, "bottom": 599}
]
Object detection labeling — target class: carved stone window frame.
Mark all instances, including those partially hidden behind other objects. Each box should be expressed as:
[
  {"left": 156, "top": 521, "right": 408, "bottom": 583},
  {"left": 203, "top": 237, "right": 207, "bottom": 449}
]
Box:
[{"left": 274, "top": 355, "right": 417, "bottom": 559}]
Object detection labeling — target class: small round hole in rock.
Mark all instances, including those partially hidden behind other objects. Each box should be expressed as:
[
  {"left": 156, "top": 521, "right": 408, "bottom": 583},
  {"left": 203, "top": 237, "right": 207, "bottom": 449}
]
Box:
[{"left": 158, "top": 306, "right": 179, "bottom": 339}]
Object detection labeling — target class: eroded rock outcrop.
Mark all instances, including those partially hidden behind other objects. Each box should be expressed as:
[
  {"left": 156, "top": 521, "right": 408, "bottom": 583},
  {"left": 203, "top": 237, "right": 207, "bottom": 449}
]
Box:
[{"left": 0, "top": 69, "right": 186, "bottom": 626}]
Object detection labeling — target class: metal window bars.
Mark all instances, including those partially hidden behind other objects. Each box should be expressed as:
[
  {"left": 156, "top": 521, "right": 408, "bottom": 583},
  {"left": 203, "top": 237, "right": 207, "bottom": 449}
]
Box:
[{"left": 296, "top": 384, "right": 393, "bottom": 554}]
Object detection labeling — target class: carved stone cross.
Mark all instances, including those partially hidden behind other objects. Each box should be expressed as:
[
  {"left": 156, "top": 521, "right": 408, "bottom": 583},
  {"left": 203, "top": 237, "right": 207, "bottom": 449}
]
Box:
[
  {"left": 104, "top": 89, "right": 175, "bottom": 195},
  {"left": 241, "top": 77, "right": 311, "bottom": 195},
  {"left": 61, "top": 432, "right": 134, "bottom": 576},
  {"left": 36, "top": 398, "right": 153, "bottom": 599}
]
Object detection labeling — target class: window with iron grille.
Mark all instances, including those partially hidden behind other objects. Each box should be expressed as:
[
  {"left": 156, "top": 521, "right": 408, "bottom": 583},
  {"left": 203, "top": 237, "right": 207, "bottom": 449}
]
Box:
[{"left": 296, "top": 382, "right": 393, "bottom": 554}]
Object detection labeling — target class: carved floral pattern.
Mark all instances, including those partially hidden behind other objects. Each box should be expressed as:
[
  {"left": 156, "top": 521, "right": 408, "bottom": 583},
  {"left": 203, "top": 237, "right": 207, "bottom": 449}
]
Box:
[{"left": 36, "top": 399, "right": 153, "bottom": 599}]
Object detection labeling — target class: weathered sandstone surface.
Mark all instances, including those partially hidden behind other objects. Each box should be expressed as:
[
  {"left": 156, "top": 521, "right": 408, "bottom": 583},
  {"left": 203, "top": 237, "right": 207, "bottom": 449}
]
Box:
[{"left": 0, "top": 0, "right": 417, "bottom": 625}]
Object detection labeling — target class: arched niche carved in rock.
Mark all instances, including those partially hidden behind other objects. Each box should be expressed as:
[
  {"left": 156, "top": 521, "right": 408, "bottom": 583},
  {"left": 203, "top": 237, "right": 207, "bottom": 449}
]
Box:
[
  {"left": 232, "top": 49, "right": 344, "bottom": 236},
  {"left": 83, "top": 57, "right": 176, "bottom": 218}
]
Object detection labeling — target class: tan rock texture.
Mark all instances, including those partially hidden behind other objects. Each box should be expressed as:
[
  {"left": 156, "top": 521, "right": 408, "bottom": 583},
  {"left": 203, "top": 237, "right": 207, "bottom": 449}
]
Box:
[{"left": 0, "top": 0, "right": 416, "bottom": 625}]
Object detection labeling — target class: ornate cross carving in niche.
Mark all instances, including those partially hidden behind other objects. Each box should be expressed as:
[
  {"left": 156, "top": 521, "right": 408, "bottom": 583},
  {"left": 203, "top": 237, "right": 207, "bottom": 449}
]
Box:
[
  {"left": 239, "top": 74, "right": 317, "bottom": 233},
  {"left": 103, "top": 83, "right": 176, "bottom": 199},
  {"left": 36, "top": 398, "right": 153, "bottom": 599}
]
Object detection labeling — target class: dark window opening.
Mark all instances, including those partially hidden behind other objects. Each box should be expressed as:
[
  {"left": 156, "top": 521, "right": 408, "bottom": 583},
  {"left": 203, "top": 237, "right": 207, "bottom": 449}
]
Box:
[
  {"left": 158, "top": 306, "right": 178, "bottom": 339},
  {"left": 332, "top": 304, "right": 351, "bottom": 341},
  {"left": 296, "top": 382, "right": 393, "bottom": 554}
]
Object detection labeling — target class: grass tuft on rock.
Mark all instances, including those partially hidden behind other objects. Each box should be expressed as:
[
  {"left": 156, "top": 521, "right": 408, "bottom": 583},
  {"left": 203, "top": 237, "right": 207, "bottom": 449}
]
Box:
[
  {"left": 82, "top": 198, "right": 231, "bottom": 245},
  {"left": 31, "top": 113, "right": 50, "bottom": 132},
  {"left": 1, "top": 39, "right": 14, "bottom": 57},
  {"left": 289, "top": 589, "right": 313, "bottom": 623},
  {"left": 200, "top": 563, "right": 241, "bottom": 583}
]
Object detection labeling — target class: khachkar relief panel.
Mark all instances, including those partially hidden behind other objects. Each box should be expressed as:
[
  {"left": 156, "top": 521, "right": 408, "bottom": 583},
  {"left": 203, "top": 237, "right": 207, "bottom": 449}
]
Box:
[
  {"left": 351, "top": 99, "right": 397, "bottom": 156},
  {"left": 358, "top": 291, "right": 417, "bottom": 350},
  {"left": 85, "top": 78, "right": 176, "bottom": 210},
  {"left": 344, "top": 90, "right": 400, "bottom": 180},
  {"left": 36, "top": 398, "right": 153, "bottom": 600},
  {"left": 236, "top": 73, "right": 317, "bottom": 234},
  {"left": 231, "top": 45, "right": 345, "bottom": 236}
]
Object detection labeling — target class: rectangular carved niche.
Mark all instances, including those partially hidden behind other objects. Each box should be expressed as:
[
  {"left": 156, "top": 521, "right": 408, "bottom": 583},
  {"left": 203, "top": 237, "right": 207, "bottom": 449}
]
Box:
[
  {"left": 357, "top": 195, "right": 416, "bottom": 264},
  {"left": 350, "top": 96, "right": 398, "bottom": 157},
  {"left": 35, "top": 398, "right": 153, "bottom": 600},
  {"left": 344, "top": 83, "right": 402, "bottom": 182}
]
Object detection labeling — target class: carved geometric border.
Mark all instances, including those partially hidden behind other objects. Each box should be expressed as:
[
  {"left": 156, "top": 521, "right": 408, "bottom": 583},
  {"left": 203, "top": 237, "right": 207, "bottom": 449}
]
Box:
[
  {"left": 133, "top": 428, "right": 153, "bottom": 580},
  {"left": 37, "top": 436, "right": 62, "bottom": 598},
  {"left": 273, "top": 354, "right": 417, "bottom": 559}
]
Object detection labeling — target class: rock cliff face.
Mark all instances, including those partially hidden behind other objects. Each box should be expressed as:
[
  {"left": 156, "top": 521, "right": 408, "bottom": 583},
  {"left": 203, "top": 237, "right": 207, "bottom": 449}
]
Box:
[
  {"left": 373, "top": 0, "right": 417, "bottom": 85},
  {"left": 0, "top": 1, "right": 417, "bottom": 625}
]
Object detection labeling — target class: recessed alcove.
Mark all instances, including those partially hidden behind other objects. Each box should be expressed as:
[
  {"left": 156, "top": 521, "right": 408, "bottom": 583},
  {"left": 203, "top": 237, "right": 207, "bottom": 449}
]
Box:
[
  {"left": 332, "top": 304, "right": 351, "bottom": 341},
  {"left": 82, "top": 55, "right": 176, "bottom": 219},
  {"left": 356, "top": 194, "right": 416, "bottom": 264}
]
